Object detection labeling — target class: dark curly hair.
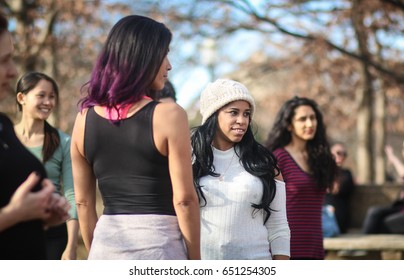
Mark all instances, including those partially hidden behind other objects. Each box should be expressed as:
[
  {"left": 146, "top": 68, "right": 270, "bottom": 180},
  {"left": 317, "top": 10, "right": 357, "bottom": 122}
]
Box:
[
  {"left": 265, "top": 96, "right": 337, "bottom": 190},
  {"left": 191, "top": 113, "right": 280, "bottom": 224}
]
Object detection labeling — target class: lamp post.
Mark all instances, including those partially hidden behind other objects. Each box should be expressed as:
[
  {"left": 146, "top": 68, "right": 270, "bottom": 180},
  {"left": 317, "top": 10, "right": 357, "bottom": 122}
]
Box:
[{"left": 201, "top": 38, "right": 217, "bottom": 82}]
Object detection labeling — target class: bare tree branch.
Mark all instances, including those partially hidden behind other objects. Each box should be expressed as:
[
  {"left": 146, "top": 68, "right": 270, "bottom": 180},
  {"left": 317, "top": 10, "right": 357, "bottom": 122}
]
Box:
[
  {"left": 222, "top": 0, "right": 404, "bottom": 83},
  {"left": 380, "top": 0, "right": 404, "bottom": 10},
  {"left": 30, "top": 9, "right": 59, "bottom": 57}
]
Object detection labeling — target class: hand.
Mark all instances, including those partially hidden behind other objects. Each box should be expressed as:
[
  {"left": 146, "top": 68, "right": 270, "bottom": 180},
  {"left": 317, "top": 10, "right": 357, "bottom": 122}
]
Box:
[
  {"left": 7, "top": 172, "right": 54, "bottom": 223},
  {"left": 326, "top": 204, "right": 336, "bottom": 213},
  {"left": 385, "top": 145, "right": 394, "bottom": 161},
  {"left": 61, "top": 219, "right": 79, "bottom": 260},
  {"left": 61, "top": 247, "right": 77, "bottom": 260},
  {"left": 42, "top": 183, "right": 71, "bottom": 228},
  {"left": 272, "top": 254, "right": 290, "bottom": 260},
  {"left": 331, "top": 181, "right": 340, "bottom": 194}
]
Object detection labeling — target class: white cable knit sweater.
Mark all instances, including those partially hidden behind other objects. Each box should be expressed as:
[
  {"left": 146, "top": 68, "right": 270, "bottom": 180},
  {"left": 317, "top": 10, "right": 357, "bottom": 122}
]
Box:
[{"left": 199, "top": 147, "right": 290, "bottom": 260}]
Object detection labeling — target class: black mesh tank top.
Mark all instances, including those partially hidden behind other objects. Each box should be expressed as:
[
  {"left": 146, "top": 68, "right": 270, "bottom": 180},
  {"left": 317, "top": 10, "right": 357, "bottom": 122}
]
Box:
[{"left": 84, "top": 101, "right": 175, "bottom": 215}]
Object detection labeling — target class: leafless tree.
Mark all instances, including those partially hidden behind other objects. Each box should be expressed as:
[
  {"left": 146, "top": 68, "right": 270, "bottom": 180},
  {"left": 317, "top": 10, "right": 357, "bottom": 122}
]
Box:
[{"left": 154, "top": 0, "right": 403, "bottom": 184}]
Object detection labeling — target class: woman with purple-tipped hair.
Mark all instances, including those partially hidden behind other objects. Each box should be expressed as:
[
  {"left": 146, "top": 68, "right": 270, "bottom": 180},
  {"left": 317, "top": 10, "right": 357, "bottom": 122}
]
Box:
[{"left": 71, "top": 15, "right": 200, "bottom": 260}]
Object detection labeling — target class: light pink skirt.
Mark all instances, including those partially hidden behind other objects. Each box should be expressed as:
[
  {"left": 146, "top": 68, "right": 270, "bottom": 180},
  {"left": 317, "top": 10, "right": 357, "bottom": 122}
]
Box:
[{"left": 88, "top": 214, "right": 187, "bottom": 260}]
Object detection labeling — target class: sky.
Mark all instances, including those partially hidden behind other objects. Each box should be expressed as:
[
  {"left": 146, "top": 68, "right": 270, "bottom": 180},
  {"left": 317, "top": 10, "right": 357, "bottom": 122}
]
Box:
[{"left": 170, "top": 31, "right": 265, "bottom": 110}]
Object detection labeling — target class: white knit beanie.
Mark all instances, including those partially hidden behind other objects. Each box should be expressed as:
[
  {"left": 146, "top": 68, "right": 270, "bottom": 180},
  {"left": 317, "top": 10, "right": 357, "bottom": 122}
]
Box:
[{"left": 200, "top": 79, "right": 256, "bottom": 124}]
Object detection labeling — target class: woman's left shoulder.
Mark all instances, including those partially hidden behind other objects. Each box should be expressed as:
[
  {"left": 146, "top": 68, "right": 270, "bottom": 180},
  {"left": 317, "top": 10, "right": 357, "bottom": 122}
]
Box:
[
  {"left": 155, "top": 102, "right": 187, "bottom": 121},
  {"left": 155, "top": 101, "right": 183, "bottom": 111}
]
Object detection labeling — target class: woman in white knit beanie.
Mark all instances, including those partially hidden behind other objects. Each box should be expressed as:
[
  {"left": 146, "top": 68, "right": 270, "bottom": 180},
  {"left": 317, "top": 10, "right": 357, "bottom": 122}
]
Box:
[{"left": 191, "top": 78, "right": 290, "bottom": 260}]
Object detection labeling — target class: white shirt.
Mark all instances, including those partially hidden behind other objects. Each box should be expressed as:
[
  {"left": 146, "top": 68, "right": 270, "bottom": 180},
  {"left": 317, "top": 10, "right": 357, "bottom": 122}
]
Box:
[{"left": 199, "top": 147, "right": 290, "bottom": 260}]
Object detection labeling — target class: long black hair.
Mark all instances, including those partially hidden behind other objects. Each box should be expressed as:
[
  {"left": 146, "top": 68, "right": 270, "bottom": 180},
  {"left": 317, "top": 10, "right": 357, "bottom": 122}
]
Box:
[
  {"left": 191, "top": 113, "right": 280, "bottom": 224},
  {"left": 265, "top": 96, "right": 337, "bottom": 190}
]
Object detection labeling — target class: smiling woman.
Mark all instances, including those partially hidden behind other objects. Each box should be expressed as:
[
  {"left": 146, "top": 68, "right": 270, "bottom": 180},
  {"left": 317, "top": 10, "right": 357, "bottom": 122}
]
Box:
[{"left": 14, "top": 72, "right": 79, "bottom": 260}]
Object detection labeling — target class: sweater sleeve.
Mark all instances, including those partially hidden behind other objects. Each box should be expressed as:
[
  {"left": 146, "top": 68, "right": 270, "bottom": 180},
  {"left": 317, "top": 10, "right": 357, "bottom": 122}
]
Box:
[
  {"left": 59, "top": 131, "right": 78, "bottom": 220},
  {"left": 265, "top": 179, "right": 290, "bottom": 257}
]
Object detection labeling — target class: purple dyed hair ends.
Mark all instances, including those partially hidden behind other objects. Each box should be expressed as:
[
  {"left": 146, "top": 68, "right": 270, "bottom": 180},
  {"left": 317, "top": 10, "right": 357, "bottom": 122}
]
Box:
[{"left": 79, "top": 15, "right": 172, "bottom": 119}]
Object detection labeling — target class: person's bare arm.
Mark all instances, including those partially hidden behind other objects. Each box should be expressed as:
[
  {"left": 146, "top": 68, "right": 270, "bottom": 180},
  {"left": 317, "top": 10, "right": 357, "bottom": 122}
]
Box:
[
  {"left": 154, "top": 103, "right": 201, "bottom": 260},
  {"left": 273, "top": 255, "right": 290, "bottom": 260},
  {"left": 385, "top": 145, "right": 404, "bottom": 179},
  {"left": 71, "top": 110, "right": 97, "bottom": 252}
]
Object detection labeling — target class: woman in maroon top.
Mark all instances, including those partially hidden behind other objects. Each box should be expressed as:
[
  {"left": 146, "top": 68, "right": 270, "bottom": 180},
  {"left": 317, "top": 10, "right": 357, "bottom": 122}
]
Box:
[{"left": 265, "top": 96, "right": 337, "bottom": 259}]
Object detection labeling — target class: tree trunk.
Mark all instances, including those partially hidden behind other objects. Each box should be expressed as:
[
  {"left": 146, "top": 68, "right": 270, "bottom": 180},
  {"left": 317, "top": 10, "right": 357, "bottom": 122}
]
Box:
[
  {"left": 352, "top": 0, "right": 374, "bottom": 184},
  {"left": 44, "top": 37, "right": 60, "bottom": 128},
  {"left": 356, "top": 82, "right": 373, "bottom": 184},
  {"left": 374, "top": 78, "right": 386, "bottom": 184}
]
